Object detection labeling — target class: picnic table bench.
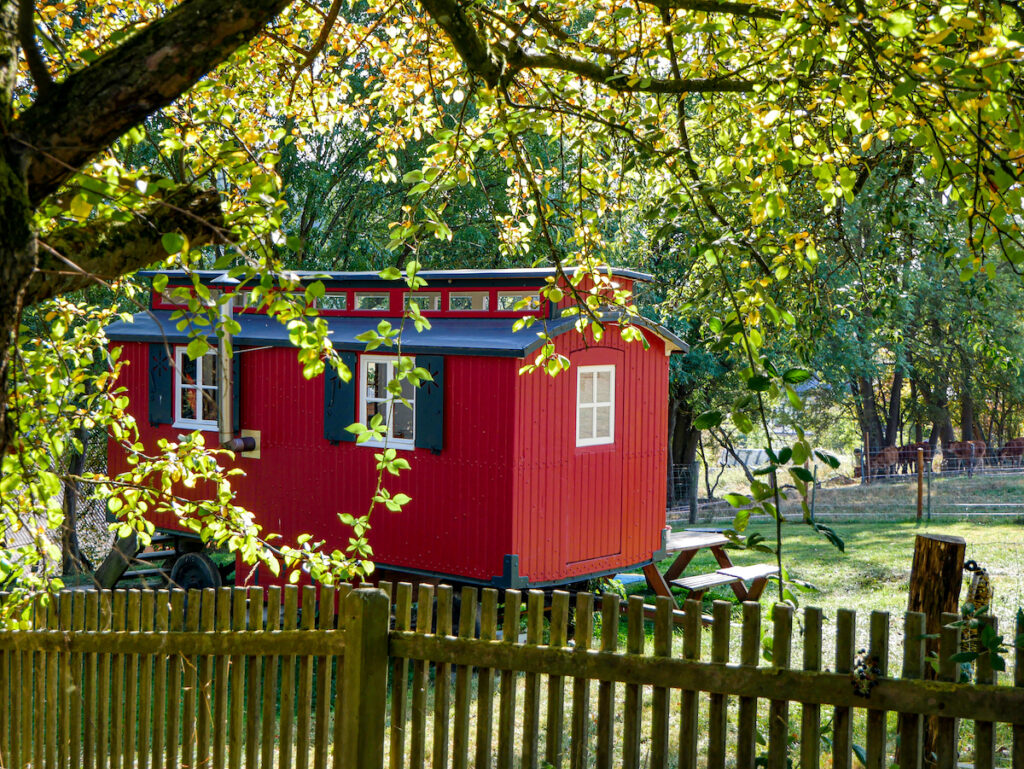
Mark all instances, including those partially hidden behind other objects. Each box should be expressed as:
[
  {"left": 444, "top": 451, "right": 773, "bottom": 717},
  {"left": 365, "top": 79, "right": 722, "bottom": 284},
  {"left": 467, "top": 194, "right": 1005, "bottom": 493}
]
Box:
[{"left": 640, "top": 530, "right": 778, "bottom": 619}]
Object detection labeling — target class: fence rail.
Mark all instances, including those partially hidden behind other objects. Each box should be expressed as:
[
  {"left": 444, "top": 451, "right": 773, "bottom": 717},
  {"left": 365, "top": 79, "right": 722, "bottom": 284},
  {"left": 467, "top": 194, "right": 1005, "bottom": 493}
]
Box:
[{"left": 1, "top": 585, "right": 1023, "bottom": 769}]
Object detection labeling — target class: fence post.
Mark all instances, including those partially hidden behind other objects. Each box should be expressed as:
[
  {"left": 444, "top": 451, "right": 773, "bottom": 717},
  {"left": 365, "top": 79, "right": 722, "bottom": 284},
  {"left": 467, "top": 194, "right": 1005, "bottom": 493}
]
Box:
[
  {"left": 688, "top": 461, "right": 699, "bottom": 524},
  {"left": 917, "top": 447, "right": 924, "bottom": 520},
  {"left": 927, "top": 461, "right": 932, "bottom": 521},
  {"left": 341, "top": 588, "right": 390, "bottom": 769},
  {"left": 864, "top": 431, "right": 870, "bottom": 485}
]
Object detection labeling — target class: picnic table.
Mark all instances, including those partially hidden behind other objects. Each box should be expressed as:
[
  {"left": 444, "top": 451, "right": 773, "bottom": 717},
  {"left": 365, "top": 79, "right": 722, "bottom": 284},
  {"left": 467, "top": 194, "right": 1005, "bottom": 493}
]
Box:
[{"left": 641, "top": 529, "right": 778, "bottom": 608}]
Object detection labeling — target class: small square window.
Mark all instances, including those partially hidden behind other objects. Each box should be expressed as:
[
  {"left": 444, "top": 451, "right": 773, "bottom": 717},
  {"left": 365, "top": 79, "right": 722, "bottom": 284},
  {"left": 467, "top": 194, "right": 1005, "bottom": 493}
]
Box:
[
  {"left": 404, "top": 292, "right": 442, "bottom": 312},
  {"left": 319, "top": 293, "right": 348, "bottom": 311},
  {"left": 497, "top": 291, "right": 540, "bottom": 311},
  {"left": 174, "top": 347, "right": 220, "bottom": 430},
  {"left": 354, "top": 292, "right": 390, "bottom": 311},
  {"left": 576, "top": 365, "right": 614, "bottom": 446},
  {"left": 449, "top": 292, "right": 489, "bottom": 311},
  {"left": 359, "top": 355, "right": 415, "bottom": 448}
]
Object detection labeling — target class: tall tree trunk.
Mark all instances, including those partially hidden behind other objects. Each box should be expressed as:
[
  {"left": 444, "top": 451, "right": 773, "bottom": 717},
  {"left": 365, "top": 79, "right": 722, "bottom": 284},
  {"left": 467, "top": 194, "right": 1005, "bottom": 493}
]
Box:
[
  {"left": 61, "top": 425, "right": 94, "bottom": 574},
  {"left": 854, "top": 376, "right": 885, "bottom": 448},
  {"left": 960, "top": 359, "right": 974, "bottom": 441},
  {"left": 884, "top": 367, "right": 903, "bottom": 447},
  {"left": 919, "top": 379, "right": 954, "bottom": 447},
  {"left": 911, "top": 378, "right": 923, "bottom": 443},
  {"left": 1, "top": 0, "right": 36, "bottom": 458}
]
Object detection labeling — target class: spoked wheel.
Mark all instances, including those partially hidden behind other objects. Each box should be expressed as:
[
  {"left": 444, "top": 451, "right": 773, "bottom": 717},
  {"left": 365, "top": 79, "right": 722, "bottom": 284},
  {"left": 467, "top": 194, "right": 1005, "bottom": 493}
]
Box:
[{"left": 169, "top": 552, "right": 222, "bottom": 590}]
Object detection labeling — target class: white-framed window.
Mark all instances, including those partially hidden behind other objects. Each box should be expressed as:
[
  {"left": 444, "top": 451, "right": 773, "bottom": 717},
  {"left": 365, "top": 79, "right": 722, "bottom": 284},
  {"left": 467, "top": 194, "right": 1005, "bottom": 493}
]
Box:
[
  {"left": 359, "top": 355, "right": 415, "bottom": 448},
  {"left": 354, "top": 292, "right": 390, "bottom": 311},
  {"left": 404, "top": 292, "right": 442, "bottom": 311},
  {"left": 449, "top": 292, "right": 489, "bottom": 311},
  {"left": 576, "top": 365, "right": 614, "bottom": 446},
  {"left": 174, "top": 347, "right": 219, "bottom": 430},
  {"left": 497, "top": 291, "right": 540, "bottom": 311},
  {"left": 319, "top": 293, "right": 348, "bottom": 311}
]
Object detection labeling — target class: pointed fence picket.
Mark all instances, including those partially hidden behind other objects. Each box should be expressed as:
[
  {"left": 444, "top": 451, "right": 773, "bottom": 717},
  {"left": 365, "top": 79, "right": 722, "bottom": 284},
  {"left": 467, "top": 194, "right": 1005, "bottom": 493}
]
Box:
[{"left": 1, "top": 585, "right": 1023, "bottom": 769}]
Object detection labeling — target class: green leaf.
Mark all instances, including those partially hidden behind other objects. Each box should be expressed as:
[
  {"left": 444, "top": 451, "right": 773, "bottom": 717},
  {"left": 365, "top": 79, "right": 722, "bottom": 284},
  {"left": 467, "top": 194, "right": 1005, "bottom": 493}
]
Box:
[
  {"left": 852, "top": 745, "right": 867, "bottom": 766},
  {"left": 813, "top": 523, "right": 845, "bottom": 551},
  {"left": 733, "top": 412, "right": 754, "bottom": 434},
  {"left": 161, "top": 232, "right": 186, "bottom": 255},
  {"left": 379, "top": 267, "right": 402, "bottom": 280},
  {"left": 693, "top": 410, "right": 724, "bottom": 430},
  {"left": 186, "top": 337, "right": 209, "bottom": 359},
  {"left": 782, "top": 367, "right": 812, "bottom": 384},
  {"left": 790, "top": 466, "right": 814, "bottom": 483},
  {"left": 887, "top": 11, "right": 914, "bottom": 37},
  {"left": 69, "top": 194, "right": 93, "bottom": 219},
  {"left": 723, "top": 492, "right": 750, "bottom": 508},
  {"left": 814, "top": 450, "right": 841, "bottom": 469},
  {"left": 747, "top": 374, "right": 772, "bottom": 392},
  {"left": 948, "top": 651, "right": 979, "bottom": 663}
]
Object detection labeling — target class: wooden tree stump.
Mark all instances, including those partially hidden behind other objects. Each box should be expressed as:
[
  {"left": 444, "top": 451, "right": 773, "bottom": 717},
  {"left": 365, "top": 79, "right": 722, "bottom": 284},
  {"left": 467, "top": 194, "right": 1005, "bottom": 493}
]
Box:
[{"left": 904, "top": 533, "right": 966, "bottom": 767}]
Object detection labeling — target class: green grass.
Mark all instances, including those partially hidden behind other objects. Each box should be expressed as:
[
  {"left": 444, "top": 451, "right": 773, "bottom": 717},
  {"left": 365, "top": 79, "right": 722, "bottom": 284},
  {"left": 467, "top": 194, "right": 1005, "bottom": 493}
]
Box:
[{"left": 618, "top": 515, "right": 1024, "bottom": 692}]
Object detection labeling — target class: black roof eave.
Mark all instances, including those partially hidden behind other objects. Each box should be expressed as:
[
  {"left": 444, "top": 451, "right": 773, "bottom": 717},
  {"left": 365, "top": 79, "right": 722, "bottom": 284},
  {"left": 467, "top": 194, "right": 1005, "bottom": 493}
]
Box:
[
  {"left": 106, "top": 311, "right": 686, "bottom": 357},
  {"left": 137, "top": 266, "right": 654, "bottom": 287}
]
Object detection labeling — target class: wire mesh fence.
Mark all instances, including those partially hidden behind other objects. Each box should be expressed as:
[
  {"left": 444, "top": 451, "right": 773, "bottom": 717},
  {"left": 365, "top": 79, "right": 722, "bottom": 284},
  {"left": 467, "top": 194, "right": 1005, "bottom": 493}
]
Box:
[{"left": 671, "top": 453, "right": 1024, "bottom": 526}]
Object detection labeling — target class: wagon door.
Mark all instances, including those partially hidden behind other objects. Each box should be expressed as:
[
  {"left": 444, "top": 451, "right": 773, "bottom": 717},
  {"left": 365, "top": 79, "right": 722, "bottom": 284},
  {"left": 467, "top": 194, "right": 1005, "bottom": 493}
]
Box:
[
  {"left": 566, "top": 450, "right": 623, "bottom": 563},
  {"left": 566, "top": 364, "right": 623, "bottom": 563}
]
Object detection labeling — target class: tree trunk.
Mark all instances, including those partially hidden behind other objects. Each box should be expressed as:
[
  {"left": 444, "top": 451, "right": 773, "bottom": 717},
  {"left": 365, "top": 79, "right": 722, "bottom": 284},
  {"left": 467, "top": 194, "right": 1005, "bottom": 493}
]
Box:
[
  {"left": 911, "top": 378, "right": 923, "bottom": 443},
  {"left": 673, "top": 416, "right": 699, "bottom": 466},
  {"left": 885, "top": 367, "right": 903, "bottom": 447},
  {"left": 61, "top": 425, "right": 94, "bottom": 575},
  {"left": 853, "top": 376, "right": 885, "bottom": 448},
  {"left": 905, "top": 533, "right": 966, "bottom": 766},
  {"left": 960, "top": 362, "right": 974, "bottom": 441}
]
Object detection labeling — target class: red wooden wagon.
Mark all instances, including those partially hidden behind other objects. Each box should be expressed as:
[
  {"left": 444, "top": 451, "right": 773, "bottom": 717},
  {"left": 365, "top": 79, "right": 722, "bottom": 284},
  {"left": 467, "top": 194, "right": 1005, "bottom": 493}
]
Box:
[{"left": 105, "top": 268, "right": 686, "bottom": 591}]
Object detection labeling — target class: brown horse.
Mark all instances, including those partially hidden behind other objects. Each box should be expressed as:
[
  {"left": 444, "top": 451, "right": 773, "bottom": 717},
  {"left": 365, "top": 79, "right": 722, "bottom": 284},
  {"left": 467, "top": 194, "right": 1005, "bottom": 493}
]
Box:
[
  {"left": 897, "top": 442, "right": 934, "bottom": 473},
  {"left": 947, "top": 440, "right": 986, "bottom": 475}
]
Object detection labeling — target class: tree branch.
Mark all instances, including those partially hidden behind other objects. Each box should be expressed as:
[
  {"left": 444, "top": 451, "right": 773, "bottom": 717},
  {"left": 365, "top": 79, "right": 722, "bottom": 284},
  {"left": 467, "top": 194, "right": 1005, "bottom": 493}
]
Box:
[
  {"left": 17, "top": 0, "right": 53, "bottom": 94},
  {"left": 418, "top": 0, "right": 507, "bottom": 87},
  {"left": 12, "top": 0, "right": 293, "bottom": 208},
  {"left": 503, "top": 47, "right": 758, "bottom": 92},
  {"left": 641, "top": 0, "right": 783, "bottom": 20},
  {"left": 26, "top": 186, "right": 224, "bottom": 306},
  {"left": 419, "top": 0, "right": 757, "bottom": 93}
]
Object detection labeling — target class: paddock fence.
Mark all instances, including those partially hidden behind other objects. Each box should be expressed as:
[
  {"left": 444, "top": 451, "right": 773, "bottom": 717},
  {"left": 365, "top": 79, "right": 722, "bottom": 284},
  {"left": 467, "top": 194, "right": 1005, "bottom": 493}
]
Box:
[{"left": 1, "top": 585, "right": 1023, "bottom": 769}]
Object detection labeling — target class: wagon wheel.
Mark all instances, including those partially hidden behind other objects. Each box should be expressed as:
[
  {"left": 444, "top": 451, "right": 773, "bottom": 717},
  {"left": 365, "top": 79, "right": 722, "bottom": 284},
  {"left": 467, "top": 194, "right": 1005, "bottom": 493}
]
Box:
[{"left": 169, "top": 552, "right": 222, "bottom": 590}]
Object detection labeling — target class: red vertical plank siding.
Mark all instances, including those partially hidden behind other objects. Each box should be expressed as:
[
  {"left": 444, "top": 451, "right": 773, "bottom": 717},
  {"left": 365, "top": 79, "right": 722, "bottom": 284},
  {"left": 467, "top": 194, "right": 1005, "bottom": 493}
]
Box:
[
  {"left": 511, "top": 326, "right": 668, "bottom": 583},
  {"left": 108, "top": 343, "right": 518, "bottom": 583},
  {"left": 110, "top": 317, "right": 668, "bottom": 588}
]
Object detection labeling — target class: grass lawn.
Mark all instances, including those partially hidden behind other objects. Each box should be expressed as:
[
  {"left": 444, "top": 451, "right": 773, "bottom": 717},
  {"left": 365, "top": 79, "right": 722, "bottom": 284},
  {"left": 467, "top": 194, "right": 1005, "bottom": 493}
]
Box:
[{"left": 623, "top": 511, "right": 1024, "bottom": 669}]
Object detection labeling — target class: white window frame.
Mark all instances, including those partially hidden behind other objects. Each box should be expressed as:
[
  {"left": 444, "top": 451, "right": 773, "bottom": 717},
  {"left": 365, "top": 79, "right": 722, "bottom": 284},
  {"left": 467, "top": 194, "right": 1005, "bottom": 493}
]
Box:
[
  {"left": 358, "top": 355, "right": 416, "bottom": 449},
  {"left": 174, "top": 346, "right": 220, "bottom": 430},
  {"left": 404, "top": 292, "right": 442, "bottom": 311},
  {"left": 354, "top": 292, "right": 390, "bottom": 311},
  {"left": 497, "top": 291, "right": 540, "bottom": 311},
  {"left": 576, "top": 365, "right": 615, "bottom": 447},
  {"left": 318, "top": 293, "right": 348, "bottom": 311},
  {"left": 448, "top": 292, "right": 490, "bottom": 311}
]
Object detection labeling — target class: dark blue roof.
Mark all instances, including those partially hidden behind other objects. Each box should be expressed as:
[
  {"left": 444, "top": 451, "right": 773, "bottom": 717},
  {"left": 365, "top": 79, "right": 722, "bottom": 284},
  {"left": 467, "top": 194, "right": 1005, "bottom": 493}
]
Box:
[
  {"left": 138, "top": 266, "right": 653, "bottom": 287},
  {"left": 106, "top": 311, "right": 686, "bottom": 357}
]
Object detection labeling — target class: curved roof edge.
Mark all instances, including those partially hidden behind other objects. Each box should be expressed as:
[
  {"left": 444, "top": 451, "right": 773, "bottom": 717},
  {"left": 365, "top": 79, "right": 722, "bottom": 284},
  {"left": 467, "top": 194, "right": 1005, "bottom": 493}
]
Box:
[
  {"left": 137, "top": 266, "right": 654, "bottom": 285},
  {"left": 106, "top": 310, "right": 686, "bottom": 357},
  {"left": 529, "top": 313, "right": 687, "bottom": 356}
]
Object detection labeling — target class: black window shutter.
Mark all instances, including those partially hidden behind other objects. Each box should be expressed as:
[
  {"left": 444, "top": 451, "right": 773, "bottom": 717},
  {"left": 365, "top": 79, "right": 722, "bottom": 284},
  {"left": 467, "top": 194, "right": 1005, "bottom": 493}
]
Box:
[
  {"left": 324, "top": 351, "right": 358, "bottom": 442},
  {"left": 415, "top": 355, "right": 444, "bottom": 452},
  {"left": 231, "top": 350, "right": 242, "bottom": 434},
  {"left": 148, "top": 344, "right": 173, "bottom": 425}
]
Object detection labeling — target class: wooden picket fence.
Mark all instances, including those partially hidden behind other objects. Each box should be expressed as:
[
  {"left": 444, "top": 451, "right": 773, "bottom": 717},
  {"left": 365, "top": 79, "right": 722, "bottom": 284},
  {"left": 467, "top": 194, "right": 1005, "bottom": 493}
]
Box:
[{"left": 1, "top": 584, "right": 1023, "bottom": 769}]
